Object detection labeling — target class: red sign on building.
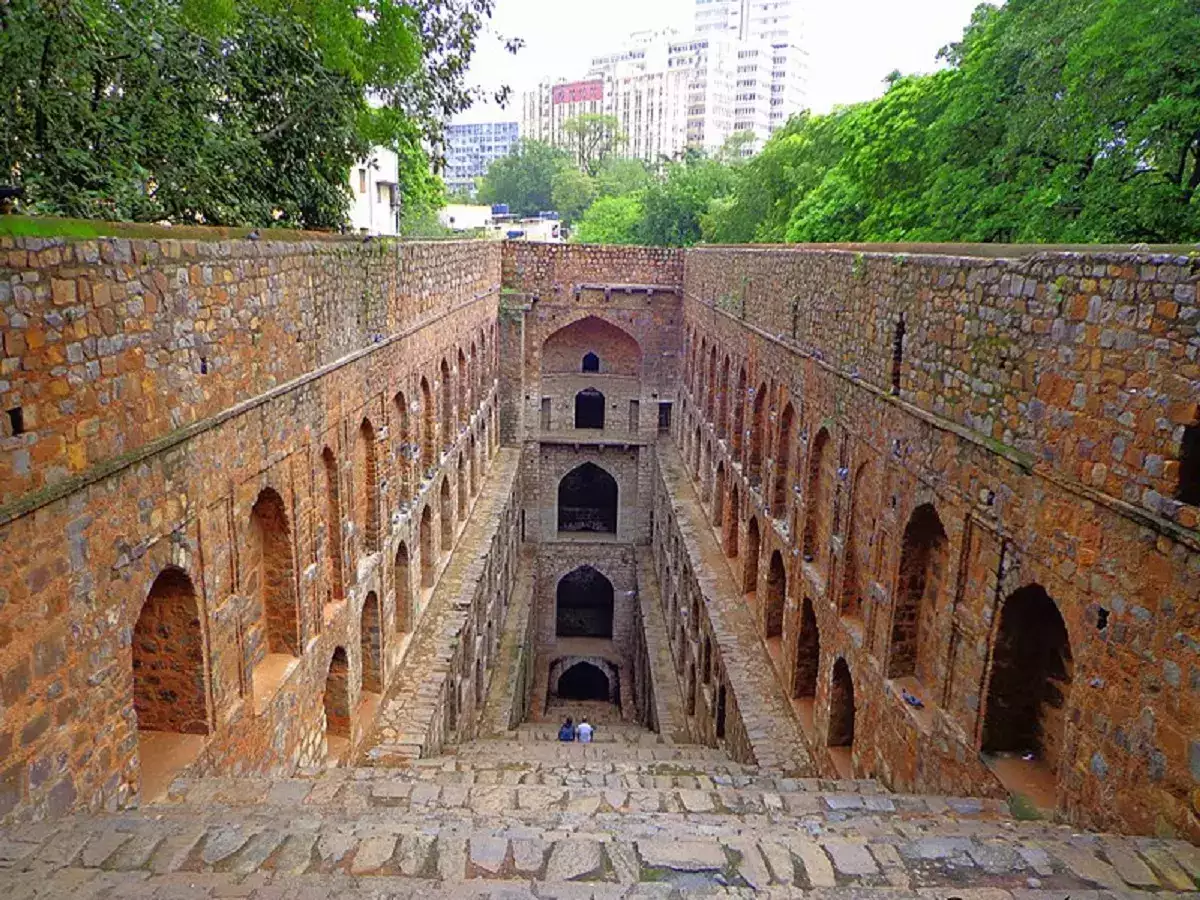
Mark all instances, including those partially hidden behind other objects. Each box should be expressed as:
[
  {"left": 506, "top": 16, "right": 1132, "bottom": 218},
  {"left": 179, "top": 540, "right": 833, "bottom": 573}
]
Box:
[{"left": 552, "top": 80, "right": 604, "bottom": 105}]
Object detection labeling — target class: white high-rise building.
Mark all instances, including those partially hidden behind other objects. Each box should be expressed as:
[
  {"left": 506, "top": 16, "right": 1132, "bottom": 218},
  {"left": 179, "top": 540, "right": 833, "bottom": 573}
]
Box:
[{"left": 694, "top": 0, "right": 807, "bottom": 134}]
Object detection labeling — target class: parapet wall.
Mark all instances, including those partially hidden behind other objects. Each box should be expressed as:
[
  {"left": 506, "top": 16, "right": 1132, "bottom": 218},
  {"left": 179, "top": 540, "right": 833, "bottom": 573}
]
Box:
[
  {"left": 686, "top": 247, "right": 1200, "bottom": 529},
  {"left": 502, "top": 242, "right": 684, "bottom": 296},
  {"left": 0, "top": 237, "right": 499, "bottom": 508}
]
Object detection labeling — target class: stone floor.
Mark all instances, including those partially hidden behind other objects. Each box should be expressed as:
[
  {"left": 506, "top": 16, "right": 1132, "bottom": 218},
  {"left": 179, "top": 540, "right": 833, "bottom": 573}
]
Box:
[{"left": 2, "top": 722, "right": 1197, "bottom": 897}]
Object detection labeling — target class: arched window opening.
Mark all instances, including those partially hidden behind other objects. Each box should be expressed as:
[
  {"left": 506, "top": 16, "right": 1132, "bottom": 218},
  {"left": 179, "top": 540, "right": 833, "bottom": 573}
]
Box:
[
  {"left": 743, "top": 516, "right": 761, "bottom": 596},
  {"left": 713, "top": 462, "right": 727, "bottom": 527},
  {"left": 717, "top": 355, "right": 731, "bottom": 439},
  {"left": 556, "top": 566, "right": 614, "bottom": 638},
  {"left": 891, "top": 315, "right": 906, "bottom": 395},
  {"left": 1178, "top": 423, "right": 1200, "bottom": 505},
  {"left": 358, "top": 419, "right": 379, "bottom": 553},
  {"left": 702, "top": 636, "right": 712, "bottom": 683},
  {"left": 772, "top": 402, "right": 795, "bottom": 518},
  {"left": 705, "top": 346, "right": 718, "bottom": 421},
  {"left": 685, "top": 662, "right": 697, "bottom": 715},
  {"left": 574, "top": 388, "right": 605, "bottom": 429},
  {"left": 420, "top": 506, "right": 436, "bottom": 588},
  {"left": 469, "top": 435, "right": 478, "bottom": 495},
  {"left": 889, "top": 503, "right": 948, "bottom": 686},
  {"left": 764, "top": 550, "right": 786, "bottom": 641},
  {"left": 841, "top": 462, "right": 871, "bottom": 620},
  {"left": 457, "top": 348, "right": 469, "bottom": 429},
  {"left": 982, "top": 585, "right": 1073, "bottom": 781},
  {"left": 456, "top": 454, "right": 467, "bottom": 520},
  {"left": 557, "top": 662, "right": 613, "bottom": 702},
  {"left": 248, "top": 488, "right": 300, "bottom": 692},
  {"left": 323, "top": 647, "right": 351, "bottom": 757},
  {"left": 394, "top": 542, "right": 411, "bottom": 634},
  {"left": 724, "top": 483, "right": 740, "bottom": 558},
  {"left": 794, "top": 597, "right": 820, "bottom": 700},
  {"left": 360, "top": 592, "right": 383, "bottom": 694},
  {"left": 321, "top": 448, "right": 344, "bottom": 604},
  {"left": 828, "top": 659, "right": 856, "bottom": 748},
  {"left": 582, "top": 352, "right": 600, "bottom": 373},
  {"left": 393, "top": 392, "right": 411, "bottom": 503},
  {"left": 420, "top": 377, "right": 436, "bottom": 471},
  {"left": 440, "top": 358, "right": 453, "bottom": 448},
  {"left": 732, "top": 366, "right": 747, "bottom": 457},
  {"left": 439, "top": 478, "right": 454, "bottom": 550},
  {"left": 557, "top": 462, "right": 618, "bottom": 534},
  {"left": 748, "top": 385, "right": 766, "bottom": 485},
  {"left": 802, "top": 427, "right": 832, "bottom": 566},
  {"left": 470, "top": 342, "right": 480, "bottom": 409},
  {"left": 134, "top": 568, "right": 208, "bottom": 800},
  {"left": 715, "top": 684, "right": 727, "bottom": 738}
]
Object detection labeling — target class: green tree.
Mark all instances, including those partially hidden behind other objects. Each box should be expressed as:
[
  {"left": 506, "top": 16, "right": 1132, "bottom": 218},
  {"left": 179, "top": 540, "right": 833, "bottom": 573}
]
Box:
[
  {"left": 571, "top": 195, "right": 644, "bottom": 244},
  {"left": 595, "top": 157, "right": 654, "bottom": 198},
  {"left": 551, "top": 168, "right": 598, "bottom": 223},
  {"left": 640, "top": 155, "right": 737, "bottom": 246},
  {"left": 0, "top": 0, "right": 511, "bottom": 228},
  {"left": 477, "top": 140, "right": 571, "bottom": 216},
  {"left": 561, "top": 114, "right": 626, "bottom": 176}
]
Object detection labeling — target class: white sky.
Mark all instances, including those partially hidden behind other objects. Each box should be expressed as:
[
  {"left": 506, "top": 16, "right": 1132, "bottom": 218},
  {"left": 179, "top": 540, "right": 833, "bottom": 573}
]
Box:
[{"left": 457, "top": 0, "right": 993, "bottom": 123}]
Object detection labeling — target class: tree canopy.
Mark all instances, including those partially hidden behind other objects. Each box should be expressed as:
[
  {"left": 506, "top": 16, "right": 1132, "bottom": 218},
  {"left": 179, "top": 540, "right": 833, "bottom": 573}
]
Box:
[{"left": 0, "top": 0, "right": 512, "bottom": 229}]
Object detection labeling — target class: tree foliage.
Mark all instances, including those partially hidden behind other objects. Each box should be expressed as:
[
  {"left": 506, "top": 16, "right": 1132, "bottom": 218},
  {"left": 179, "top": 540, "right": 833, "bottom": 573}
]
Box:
[
  {"left": 572, "top": 195, "right": 644, "bottom": 244},
  {"left": 560, "top": 114, "right": 626, "bottom": 177},
  {"left": 0, "top": 0, "right": 509, "bottom": 228},
  {"left": 477, "top": 140, "right": 572, "bottom": 217}
]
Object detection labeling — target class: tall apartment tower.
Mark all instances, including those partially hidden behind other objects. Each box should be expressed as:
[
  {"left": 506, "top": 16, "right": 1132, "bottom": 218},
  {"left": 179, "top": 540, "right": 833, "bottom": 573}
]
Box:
[{"left": 695, "top": 0, "right": 807, "bottom": 135}]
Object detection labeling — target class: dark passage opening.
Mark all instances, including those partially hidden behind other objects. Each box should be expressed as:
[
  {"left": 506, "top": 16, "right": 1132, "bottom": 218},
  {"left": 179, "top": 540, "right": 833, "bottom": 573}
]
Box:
[
  {"left": 891, "top": 314, "right": 906, "bottom": 395},
  {"left": 574, "top": 388, "right": 605, "bottom": 429},
  {"left": 582, "top": 352, "right": 600, "bottom": 373},
  {"left": 558, "top": 662, "right": 611, "bottom": 701},
  {"left": 556, "top": 565, "right": 615, "bottom": 638},
  {"left": 558, "top": 462, "right": 618, "bottom": 533},
  {"left": 1179, "top": 423, "right": 1200, "bottom": 506}
]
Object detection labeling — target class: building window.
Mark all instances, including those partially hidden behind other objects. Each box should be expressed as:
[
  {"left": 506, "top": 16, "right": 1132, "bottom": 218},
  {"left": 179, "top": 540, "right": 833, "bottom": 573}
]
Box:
[{"left": 358, "top": 169, "right": 367, "bottom": 193}]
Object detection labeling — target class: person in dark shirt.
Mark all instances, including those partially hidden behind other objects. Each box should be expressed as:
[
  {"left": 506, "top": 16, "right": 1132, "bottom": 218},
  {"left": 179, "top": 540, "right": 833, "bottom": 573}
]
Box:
[{"left": 558, "top": 717, "right": 575, "bottom": 741}]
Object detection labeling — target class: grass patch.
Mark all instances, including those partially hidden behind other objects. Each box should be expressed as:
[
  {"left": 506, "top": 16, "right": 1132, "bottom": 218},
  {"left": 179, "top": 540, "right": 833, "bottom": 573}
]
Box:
[
  {"left": 1008, "top": 792, "right": 1044, "bottom": 821},
  {"left": 0, "top": 214, "right": 349, "bottom": 243}
]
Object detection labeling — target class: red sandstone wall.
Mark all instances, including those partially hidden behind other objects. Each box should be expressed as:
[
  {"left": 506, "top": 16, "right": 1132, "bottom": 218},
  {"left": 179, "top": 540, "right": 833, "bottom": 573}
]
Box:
[
  {"left": 0, "top": 235, "right": 504, "bottom": 823},
  {"left": 680, "top": 246, "right": 1199, "bottom": 841}
]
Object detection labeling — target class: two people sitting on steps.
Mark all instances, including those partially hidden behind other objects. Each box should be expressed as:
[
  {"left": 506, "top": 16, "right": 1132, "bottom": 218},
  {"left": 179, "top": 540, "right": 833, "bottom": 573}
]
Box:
[{"left": 557, "top": 716, "right": 594, "bottom": 743}]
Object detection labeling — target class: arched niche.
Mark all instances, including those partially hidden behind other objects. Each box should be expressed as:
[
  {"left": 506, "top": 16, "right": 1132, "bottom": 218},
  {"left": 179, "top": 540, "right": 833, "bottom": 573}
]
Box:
[{"left": 541, "top": 315, "right": 643, "bottom": 376}]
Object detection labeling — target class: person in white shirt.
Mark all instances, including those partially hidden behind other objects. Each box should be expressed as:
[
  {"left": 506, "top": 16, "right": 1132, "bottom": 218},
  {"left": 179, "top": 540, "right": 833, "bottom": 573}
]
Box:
[{"left": 576, "top": 718, "right": 593, "bottom": 743}]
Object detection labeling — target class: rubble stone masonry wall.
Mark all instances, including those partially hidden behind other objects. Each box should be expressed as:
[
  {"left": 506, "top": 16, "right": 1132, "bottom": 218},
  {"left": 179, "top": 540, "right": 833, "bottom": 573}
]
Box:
[
  {"left": 681, "top": 246, "right": 1199, "bottom": 841},
  {"left": 0, "top": 236, "right": 506, "bottom": 823}
]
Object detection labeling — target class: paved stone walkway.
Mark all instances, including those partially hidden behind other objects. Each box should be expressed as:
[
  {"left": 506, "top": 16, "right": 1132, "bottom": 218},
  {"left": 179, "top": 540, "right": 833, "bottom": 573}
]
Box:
[{"left": 657, "top": 441, "right": 814, "bottom": 776}]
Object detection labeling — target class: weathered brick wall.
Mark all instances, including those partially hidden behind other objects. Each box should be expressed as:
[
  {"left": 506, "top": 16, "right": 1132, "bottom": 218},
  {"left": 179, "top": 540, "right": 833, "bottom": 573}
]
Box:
[
  {"left": 0, "top": 235, "right": 504, "bottom": 823},
  {"left": 0, "top": 237, "right": 499, "bottom": 507},
  {"left": 681, "top": 246, "right": 1200, "bottom": 840},
  {"left": 502, "top": 242, "right": 683, "bottom": 297}
]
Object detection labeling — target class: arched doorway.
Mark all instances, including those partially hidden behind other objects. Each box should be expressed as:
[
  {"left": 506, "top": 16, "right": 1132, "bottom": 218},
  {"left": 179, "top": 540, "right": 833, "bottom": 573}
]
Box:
[
  {"left": 582, "top": 352, "right": 600, "bottom": 372},
  {"left": 457, "top": 347, "right": 469, "bottom": 429},
  {"left": 320, "top": 447, "right": 344, "bottom": 604},
  {"left": 360, "top": 591, "right": 383, "bottom": 694},
  {"left": 247, "top": 487, "right": 299, "bottom": 709},
  {"left": 419, "top": 506, "right": 435, "bottom": 588},
  {"left": 748, "top": 384, "right": 766, "bottom": 485},
  {"left": 439, "top": 477, "right": 453, "bottom": 550},
  {"left": 732, "top": 366, "right": 747, "bottom": 457},
  {"left": 440, "top": 358, "right": 453, "bottom": 447},
  {"left": 981, "top": 585, "right": 1073, "bottom": 804},
  {"left": 713, "top": 462, "right": 726, "bottom": 526},
  {"left": 743, "top": 516, "right": 760, "bottom": 596},
  {"left": 772, "top": 402, "right": 794, "bottom": 518},
  {"left": 574, "top": 388, "right": 605, "bottom": 429},
  {"left": 717, "top": 355, "right": 731, "bottom": 438},
  {"left": 557, "top": 661, "right": 613, "bottom": 702},
  {"left": 794, "top": 597, "right": 820, "bottom": 700},
  {"left": 420, "top": 377, "right": 436, "bottom": 470},
  {"left": 840, "top": 462, "right": 871, "bottom": 621},
  {"left": 358, "top": 418, "right": 379, "bottom": 553},
  {"left": 557, "top": 462, "right": 618, "bottom": 534},
  {"left": 802, "top": 427, "right": 831, "bottom": 565},
  {"left": 394, "top": 542, "right": 412, "bottom": 634},
  {"left": 323, "top": 647, "right": 352, "bottom": 762},
  {"left": 764, "top": 550, "right": 786, "bottom": 641},
  {"left": 134, "top": 567, "right": 209, "bottom": 801},
  {"left": 889, "top": 503, "right": 948, "bottom": 687},
  {"left": 723, "top": 483, "right": 740, "bottom": 558},
  {"left": 828, "top": 658, "right": 856, "bottom": 754},
  {"left": 556, "top": 566, "right": 615, "bottom": 638},
  {"left": 456, "top": 453, "right": 467, "bottom": 519}
]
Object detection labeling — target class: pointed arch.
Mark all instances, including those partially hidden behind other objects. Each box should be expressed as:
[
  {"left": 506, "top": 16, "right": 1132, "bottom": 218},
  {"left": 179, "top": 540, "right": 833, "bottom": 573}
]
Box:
[
  {"left": 743, "top": 515, "right": 761, "bottom": 596},
  {"left": 802, "top": 427, "right": 832, "bottom": 567},
  {"left": 439, "top": 477, "right": 454, "bottom": 550},
  {"left": 889, "top": 503, "right": 948, "bottom": 683},
  {"left": 248, "top": 487, "right": 299, "bottom": 659},
  {"left": 793, "top": 597, "right": 819, "bottom": 699},
  {"left": 457, "top": 347, "right": 469, "bottom": 429},
  {"left": 982, "top": 585, "right": 1073, "bottom": 773},
  {"left": 764, "top": 550, "right": 786, "bottom": 640},
  {"left": 705, "top": 345, "right": 718, "bottom": 421},
  {"left": 456, "top": 453, "right": 468, "bottom": 520},
  {"left": 556, "top": 565, "right": 615, "bottom": 638},
  {"left": 321, "top": 447, "right": 344, "bottom": 603},
  {"left": 360, "top": 591, "right": 383, "bottom": 693},
  {"left": 749, "top": 383, "right": 766, "bottom": 485},
  {"left": 717, "top": 355, "right": 731, "bottom": 439},
  {"left": 828, "top": 658, "right": 856, "bottom": 748},
  {"left": 323, "top": 647, "right": 351, "bottom": 740},
  {"left": 134, "top": 567, "right": 208, "bottom": 735},
  {"left": 557, "top": 462, "right": 618, "bottom": 534},
  {"left": 420, "top": 376, "right": 436, "bottom": 471},
  {"left": 393, "top": 391, "right": 412, "bottom": 503},
  {"left": 713, "top": 461, "right": 727, "bottom": 526},
  {"left": 582, "top": 351, "right": 600, "bottom": 372},
  {"left": 358, "top": 418, "right": 380, "bottom": 553},
  {"left": 723, "top": 482, "right": 740, "bottom": 558},
  {"left": 394, "top": 542, "right": 412, "bottom": 634},
  {"left": 772, "top": 401, "right": 795, "bottom": 518},
  {"left": 440, "top": 357, "right": 453, "bottom": 448},
  {"left": 542, "top": 315, "right": 643, "bottom": 375},
  {"left": 732, "top": 365, "right": 747, "bottom": 458},
  {"left": 575, "top": 388, "right": 605, "bottom": 429},
  {"left": 420, "top": 506, "right": 436, "bottom": 588},
  {"left": 841, "top": 461, "right": 872, "bottom": 620}
]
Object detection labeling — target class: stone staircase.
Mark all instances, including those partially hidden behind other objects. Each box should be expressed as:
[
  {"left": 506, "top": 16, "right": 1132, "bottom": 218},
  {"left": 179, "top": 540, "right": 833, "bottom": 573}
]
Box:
[{"left": 3, "top": 722, "right": 1197, "bottom": 898}]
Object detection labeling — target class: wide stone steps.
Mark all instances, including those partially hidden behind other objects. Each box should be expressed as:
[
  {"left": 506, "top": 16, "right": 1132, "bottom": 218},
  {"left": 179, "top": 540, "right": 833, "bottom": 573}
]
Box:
[{"left": 3, "top": 808, "right": 1197, "bottom": 897}]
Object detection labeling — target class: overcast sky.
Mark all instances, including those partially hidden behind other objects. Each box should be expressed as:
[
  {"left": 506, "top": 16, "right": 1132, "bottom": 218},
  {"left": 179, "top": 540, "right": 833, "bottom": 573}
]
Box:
[{"left": 457, "top": 0, "right": 994, "bottom": 123}]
